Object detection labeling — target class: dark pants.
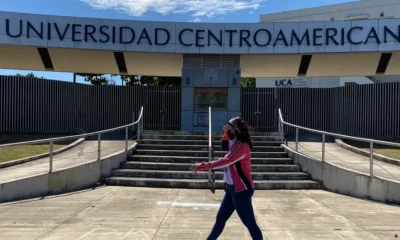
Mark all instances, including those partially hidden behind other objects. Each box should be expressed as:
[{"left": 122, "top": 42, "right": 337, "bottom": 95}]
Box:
[{"left": 207, "top": 185, "right": 263, "bottom": 240}]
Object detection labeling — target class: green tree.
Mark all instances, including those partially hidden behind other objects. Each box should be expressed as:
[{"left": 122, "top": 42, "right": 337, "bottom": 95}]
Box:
[
  {"left": 26, "top": 72, "right": 36, "bottom": 78},
  {"left": 150, "top": 76, "right": 181, "bottom": 86},
  {"left": 75, "top": 73, "right": 109, "bottom": 85},
  {"left": 15, "top": 72, "right": 44, "bottom": 78},
  {"left": 118, "top": 75, "right": 181, "bottom": 86},
  {"left": 241, "top": 77, "right": 256, "bottom": 88},
  {"left": 117, "top": 75, "right": 141, "bottom": 86}
]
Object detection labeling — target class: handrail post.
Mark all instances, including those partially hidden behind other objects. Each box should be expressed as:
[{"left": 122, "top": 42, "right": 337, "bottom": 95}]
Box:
[
  {"left": 98, "top": 133, "right": 101, "bottom": 160},
  {"left": 322, "top": 134, "right": 325, "bottom": 162},
  {"left": 140, "top": 117, "right": 142, "bottom": 139},
  {"left": 49, "top": 140, "right": 53, "bottom": 173},
  {"left": 125, "top": 126, "right": 128, "bottom": 154},
  {"left": 295, "top": 128, "right": 299, "bottom": 151},
  {"left": 208, "top": 107, "right": 212, "bottom": 183},
  {"left": 137, "top": 117, "right": 142, "bottom": 140},
  {"left": 140, "top": 115, "right": 144, "bottom": 139},
  {"left": 278, "top": 119, "right": 281, "bottom": 137},
  {"left": 370, "top": 142, "right": 374, "bottom": 176}
]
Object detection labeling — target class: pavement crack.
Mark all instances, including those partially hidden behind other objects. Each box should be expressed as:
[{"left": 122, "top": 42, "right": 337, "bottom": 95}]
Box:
[
  {"left": 152, "top": 189, "right": 179, "bottom": 240},
  {"left": 34, "top": 187, "right": 120, "bottom": 240}
]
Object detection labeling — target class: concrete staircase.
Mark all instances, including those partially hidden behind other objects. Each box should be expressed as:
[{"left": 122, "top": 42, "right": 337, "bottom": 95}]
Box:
[{"left": 105, "top": 131, "right": 321, "bottom": 189}]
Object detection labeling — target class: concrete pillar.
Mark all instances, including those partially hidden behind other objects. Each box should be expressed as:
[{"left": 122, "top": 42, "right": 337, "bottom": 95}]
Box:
[{"left": 181, "top": 67, "right": 241, "bottom": 132}]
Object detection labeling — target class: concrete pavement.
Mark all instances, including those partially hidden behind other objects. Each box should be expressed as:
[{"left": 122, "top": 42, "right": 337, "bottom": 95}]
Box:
[
  {"left": 288, "top": 142, "right": 400, "bottom": 182},
  {"left": 0, "top": 186, "right": 399, "bottom": 240},
  {"left": 0, "top": 140, "right": 135, "bottom": 183}
]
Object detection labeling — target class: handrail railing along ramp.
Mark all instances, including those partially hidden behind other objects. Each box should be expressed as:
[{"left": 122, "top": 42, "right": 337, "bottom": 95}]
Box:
[
  {"left": 0, "top": 106, "right": 144, "bottom": 173},
  {"left": 278, "top": 108, "right": 400, "bottom": 177}
]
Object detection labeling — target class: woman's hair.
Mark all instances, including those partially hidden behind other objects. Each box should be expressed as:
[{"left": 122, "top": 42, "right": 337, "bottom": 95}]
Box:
[{"left": 229, "top": 117, "right": 253, "bottom": 149}]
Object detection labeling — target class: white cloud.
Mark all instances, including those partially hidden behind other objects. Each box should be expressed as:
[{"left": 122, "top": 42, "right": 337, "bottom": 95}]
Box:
[
  {"left": 79, "top": 0, "right": 263, "bottom": 18},
  {"left": 191, "top": 17, "right": 202, "bottom": 22}
]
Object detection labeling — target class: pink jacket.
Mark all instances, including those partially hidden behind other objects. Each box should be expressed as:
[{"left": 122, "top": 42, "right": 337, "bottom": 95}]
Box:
[{"left": 195, "top": 141, "right": 255, "bottom": 192}]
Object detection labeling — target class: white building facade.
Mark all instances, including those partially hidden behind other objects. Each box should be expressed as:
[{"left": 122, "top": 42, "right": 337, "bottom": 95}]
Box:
[{"left": 257, "top": 0, "right": 400, "bottom": 88}]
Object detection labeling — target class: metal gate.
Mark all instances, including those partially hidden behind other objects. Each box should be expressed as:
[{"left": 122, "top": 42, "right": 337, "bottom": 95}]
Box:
[
  {"left": 241, "top": 88, "right": 278, "bottom": 132},
  {"left": 143, "top": 86, "right": 181, "bottom": 131}
]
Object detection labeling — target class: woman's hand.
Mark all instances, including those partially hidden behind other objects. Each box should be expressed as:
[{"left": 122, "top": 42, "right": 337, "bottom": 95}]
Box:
[
  {"left": 191, "top": 164, "right": 198, "bottom": 173},
  {"left": 223, "top": 125, "right": 229, "bottom": 134}
]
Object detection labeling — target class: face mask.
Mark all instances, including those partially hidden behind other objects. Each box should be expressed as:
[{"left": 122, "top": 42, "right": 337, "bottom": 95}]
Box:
[{"left": 227, "top": 130, "right": 235, "bottom": 140}]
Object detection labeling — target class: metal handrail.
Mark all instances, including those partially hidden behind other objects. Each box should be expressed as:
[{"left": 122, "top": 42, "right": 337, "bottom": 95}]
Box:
[
  {"left": 0, "top": 107, "right": 144, "bottom": 147},
  {"left": 1, "top": 106, "right": 144, "bottom": 173},
  {"left": 208, "top": 107, "right": 212, "bottom": 178},
  {"left": 278, "top": 108, "right": 400, "bottom": 176},
  {"left": 208, "top": 106, "right": 215, "bottom": 193}
]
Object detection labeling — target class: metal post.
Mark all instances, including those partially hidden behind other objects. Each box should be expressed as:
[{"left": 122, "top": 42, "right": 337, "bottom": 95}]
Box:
[
  {"left": 131, "top": 111, "right": 135, "bottom": 131},
  {"left": 370, "top": 142, "right": 374, "bottom": 176},
  {"left": 49, "top": 140, "right": 53, "bottom": 173},
  {"left": 137, "top": 118, "right": 141, "bottom": 140},
  {"left": 295, "top": 128, "right": 299, "bottom": 151},
  {"left": 140, "top": 117, "right": 143, "bottom": 138},
  {"left": 278, "top": 119, "right": 281, "bottom": 134},
  {"left": 98, "top": 133, "right": 101, "bottom": 160},
  {"left": 322, "top": 134, "right": 325, "bottom": 162},
  {"left": 208, "top": 107, "right": 212, "bottom": 182},
  {"left": 125, "top": 126, "right": 128, "bottom": 153}
]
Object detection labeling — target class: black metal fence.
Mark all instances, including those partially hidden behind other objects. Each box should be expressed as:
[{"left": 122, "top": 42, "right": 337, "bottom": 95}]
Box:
[
  {"left": 0, "top": 76, "right": 181, "bottom": 133},
  {"left": 1, "top": 76, "right": 399, "bottom": 137},
  {"left": 242, "top": 83, "right": 400, "bottom": 137}
]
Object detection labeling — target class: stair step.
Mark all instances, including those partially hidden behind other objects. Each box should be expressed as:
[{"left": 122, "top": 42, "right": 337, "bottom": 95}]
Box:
[
  {"left": 138, "top": 139, "right": 282, "bottom": 146},
  {"left": 112, "top": 169, "right": 310, "bottom": 180},
  {"left": 141, "top": 135, "right": 282, "bottom": 141},
  {"left": 121, "top": 162, "right": 301, "bottom": 172},
  {"left": 142, "top": 135, "right": 208, "bottom": 140},
  {"left": 213, "top": 136, "right": 282, "bottom": 141},
  {"left": 143, "top": 131, "right": 208, "bottom": 135},
  {"left": 105, "top": 177, "right": 321, "bottom": 190},
  {"left": 134, "top": 150, "right": 288, "bottom": 158},
  {"left": 128, "top": 155, "right": 294, "bottom": 164},
  {"left": 143, "top": 131, "right": 281, "bottom": 136},
  {"left": 137, "top": 144, "right": 284, "bottom": 152}
]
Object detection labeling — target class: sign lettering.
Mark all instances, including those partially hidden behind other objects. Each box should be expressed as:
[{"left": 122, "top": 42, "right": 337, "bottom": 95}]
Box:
[{"left": 4, "top": 19, "right": 400, "bottom": 48}]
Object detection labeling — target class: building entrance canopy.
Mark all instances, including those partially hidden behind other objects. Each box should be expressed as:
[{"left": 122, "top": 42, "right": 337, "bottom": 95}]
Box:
[{"left": 2, "top": 11, "right": 400, "bottom": 77}]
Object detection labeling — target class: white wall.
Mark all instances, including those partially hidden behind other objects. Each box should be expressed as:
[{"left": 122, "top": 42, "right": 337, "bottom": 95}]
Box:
[
  {"left": 260, "top": 0, "right": 400, "bottom": 22},
  {"left": 256, "top": 76, "right": 374, "bottom": 88}
]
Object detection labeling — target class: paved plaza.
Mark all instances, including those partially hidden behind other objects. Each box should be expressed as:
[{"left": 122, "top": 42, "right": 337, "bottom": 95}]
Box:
[{"left": 0, "top": 186, "right": 399, "bottom": 240}]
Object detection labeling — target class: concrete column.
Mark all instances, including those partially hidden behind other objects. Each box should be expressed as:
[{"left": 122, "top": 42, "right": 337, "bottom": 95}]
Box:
[
  {"left": 181, "top": 69, "right": 194, "bottom": 132},
  {"left": 180, "top": 67, "right": 241, "bottom": 132}
]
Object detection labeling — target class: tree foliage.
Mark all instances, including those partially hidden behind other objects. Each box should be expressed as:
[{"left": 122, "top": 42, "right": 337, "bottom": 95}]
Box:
[
  {"left": 68, "top": 73, "right": 256, "bottom": 87},
  {"left": 15, "top": 72, "right": 44, "bottom": 79},
  {"left": 117, "top": 75, "right": 181, "bottom": 86},
  {"left": 241, "top": 77, "right": 256, "bottom": 88},
  {"left": 26, "top": 72, "right": 36, "bottom": 78},
  {"left": 75, "top": 73, "right": 110, "bottom": 85}
]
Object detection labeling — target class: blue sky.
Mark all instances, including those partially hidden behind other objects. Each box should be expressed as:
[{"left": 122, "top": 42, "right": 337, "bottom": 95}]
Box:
[{"left": 0, "top": 0, "right": 357, "bottom": 84}]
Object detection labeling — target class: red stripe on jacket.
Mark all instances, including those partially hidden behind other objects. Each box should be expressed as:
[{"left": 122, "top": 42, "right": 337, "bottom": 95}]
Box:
[{"left": 195, "top": 141, "right": 255, "bottom": 192}]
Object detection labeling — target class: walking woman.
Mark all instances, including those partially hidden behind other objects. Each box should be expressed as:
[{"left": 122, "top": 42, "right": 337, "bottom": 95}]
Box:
[{"left": 191, "top": 117, "right": 263, "bottom": 240}]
